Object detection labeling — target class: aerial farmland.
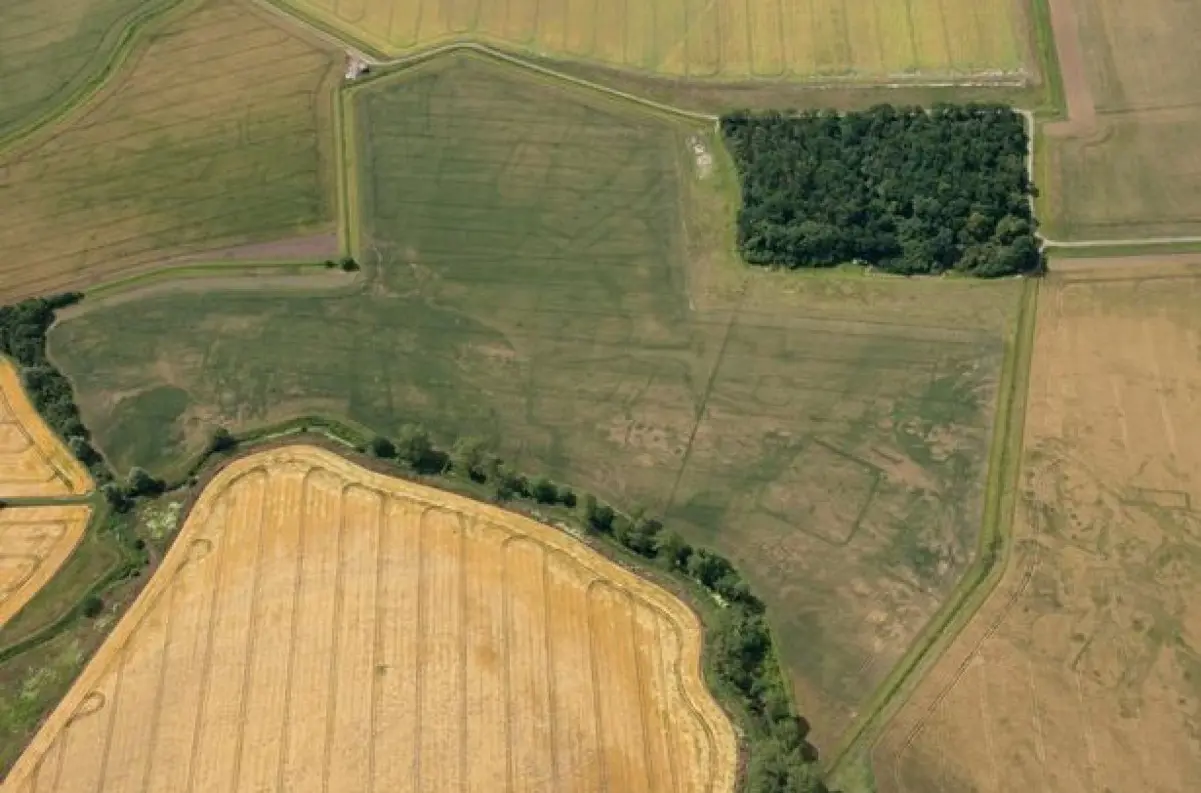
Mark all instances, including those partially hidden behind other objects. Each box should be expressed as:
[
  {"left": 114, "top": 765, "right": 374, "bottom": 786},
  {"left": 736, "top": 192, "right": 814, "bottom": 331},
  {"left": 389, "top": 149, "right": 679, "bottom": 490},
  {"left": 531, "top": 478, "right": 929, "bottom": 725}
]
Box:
[{"left": 0, "top": 1, "right": 1197, "bottom": 792}]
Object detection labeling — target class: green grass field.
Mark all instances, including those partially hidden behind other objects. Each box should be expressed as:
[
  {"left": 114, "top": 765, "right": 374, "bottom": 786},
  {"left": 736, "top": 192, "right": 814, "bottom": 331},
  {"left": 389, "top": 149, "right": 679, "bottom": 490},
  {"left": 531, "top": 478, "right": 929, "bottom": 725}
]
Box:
[
  {"left": 0, "top": 0, "right": 341, "bottom": 301},
  {"left": 48, "top": 53, "right": 1025, "bottom": 746},
  {"left": 0, "top": 0, "right": 178, "bottom": 144}
]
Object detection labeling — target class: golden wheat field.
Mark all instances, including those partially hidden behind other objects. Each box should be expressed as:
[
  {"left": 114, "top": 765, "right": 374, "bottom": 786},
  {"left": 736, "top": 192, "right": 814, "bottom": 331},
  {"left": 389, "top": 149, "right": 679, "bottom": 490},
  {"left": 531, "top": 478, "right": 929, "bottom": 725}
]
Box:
[
  {"left": 282, "top": 0, "right": 1025, "bottom": 79},
  {"left": 0, "top": 506, "right": 93, "bottom": 631},
  {"left": 5, "top": 444, "right": 737, "bottom": 792},
  {"left": 874, "top": 258, "right": 1201, "bottom": 793},
  {"left": 0, "top": 360, "right": 92, "bottom": 498}
]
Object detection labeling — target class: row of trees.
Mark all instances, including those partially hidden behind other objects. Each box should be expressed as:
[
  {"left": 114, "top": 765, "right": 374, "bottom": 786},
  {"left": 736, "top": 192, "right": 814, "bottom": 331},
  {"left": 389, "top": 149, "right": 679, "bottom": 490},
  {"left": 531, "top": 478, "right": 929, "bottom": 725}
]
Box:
[
  {"left": 365, "top": 426, "right": 829, "bottom": 792},
  {"left": 0, "top": 294, "right": 110, "bottom": 481},
  {"left": 721, "top": 104, "right": 1041, "bottom": 276}
]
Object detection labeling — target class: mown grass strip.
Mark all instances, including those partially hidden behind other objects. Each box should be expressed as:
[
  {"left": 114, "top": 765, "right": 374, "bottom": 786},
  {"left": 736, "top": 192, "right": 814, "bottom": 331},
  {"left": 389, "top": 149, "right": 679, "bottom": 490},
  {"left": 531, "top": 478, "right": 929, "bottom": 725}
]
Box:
[
  {"left": 84, "top": 260, "right": 334, "bottom": 300},
  {"left": 1027, "top": 0, "right": 1066, "bottom": 118},
  {"left": 825, "top": 274, "right": 1039, "bottom": 776}
]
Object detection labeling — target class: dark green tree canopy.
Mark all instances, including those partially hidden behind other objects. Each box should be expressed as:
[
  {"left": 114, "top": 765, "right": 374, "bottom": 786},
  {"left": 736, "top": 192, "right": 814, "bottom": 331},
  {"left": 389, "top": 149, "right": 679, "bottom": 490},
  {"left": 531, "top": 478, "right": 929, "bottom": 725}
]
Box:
[{"left": 721, "top": 104, "right": 1041, "bottom": 277}]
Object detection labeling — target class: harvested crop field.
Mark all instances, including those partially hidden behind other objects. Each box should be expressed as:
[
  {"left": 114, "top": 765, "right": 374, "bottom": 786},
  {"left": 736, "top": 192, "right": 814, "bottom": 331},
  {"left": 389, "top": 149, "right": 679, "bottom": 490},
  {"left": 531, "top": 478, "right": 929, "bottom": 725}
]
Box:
[
  {"left": 1043, "top": 0, "right": 1201, "bottom": 239},
  {"left": 49, "top": 53, "right": 1028, "bottom": 747},
  {"left": 0, "top": 0, "right": 341, "bottom": 302},
  {"left": 283, "top": 0, "right": 1026, "bottom": 80},
  {"left": 0, "top": 506, "right": 93, "bottom": 631},
  {"left": 4, "top": 444, "right": 737, "bottom": 792},
  {"left": 0, "top": 360, "right": 92, "bottom": 498},
  {"left": 874, "top": 259, "right": 1201, "bottom": 792}
]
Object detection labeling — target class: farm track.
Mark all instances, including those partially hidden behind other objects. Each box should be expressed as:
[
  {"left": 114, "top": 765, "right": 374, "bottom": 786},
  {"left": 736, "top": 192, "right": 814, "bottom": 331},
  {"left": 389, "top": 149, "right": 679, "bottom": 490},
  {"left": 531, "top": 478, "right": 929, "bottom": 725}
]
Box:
[{"left": 4, "top": 445, "right": 738, "bottom": 792}]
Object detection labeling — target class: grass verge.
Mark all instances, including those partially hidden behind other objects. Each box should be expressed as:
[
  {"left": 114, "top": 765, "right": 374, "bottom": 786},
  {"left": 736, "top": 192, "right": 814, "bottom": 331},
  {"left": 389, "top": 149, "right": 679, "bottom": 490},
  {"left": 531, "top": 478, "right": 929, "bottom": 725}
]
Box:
[{"left": 825, "top": 274, "right": 1039, "bottom": 777}]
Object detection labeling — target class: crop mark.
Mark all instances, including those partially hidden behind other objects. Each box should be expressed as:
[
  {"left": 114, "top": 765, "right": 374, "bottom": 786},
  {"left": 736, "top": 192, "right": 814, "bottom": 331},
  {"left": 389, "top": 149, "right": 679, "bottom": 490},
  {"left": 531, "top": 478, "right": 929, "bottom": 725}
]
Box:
[
  {"left": 651, "top": 614, "right": 681, "bottom": 793},
  {"left": 1141, "top": 320, "right": 1178, "bottom": 458},
  {"left": 888, "top": 540, "right": 1043, "bottom": 781},
  {"left": 584, "top": 578, "right": 610, "bottom": 791},
  {"left": 276, "top": 467, "right": 316, "bottom": 792},
  {"left": 663, "top": 285, "right": 746, "bottom": 512},
  {"left": 1073, "top": 667, "right": 1099, "bottom": 792},
  {"left": 540, "top": 541, "right": 562, "bottom": 789},
  {"left": 319, "top": 480, "right": 351, "bottom": 793},
  {"left": 183, "top": 481, "right": 239, "bottom": 793},
  {"left": 227, "top": 467, "right": 270, "bottom": 791},
  {"left": 136, "top": 578, "right": 177, "bottom": 793}
]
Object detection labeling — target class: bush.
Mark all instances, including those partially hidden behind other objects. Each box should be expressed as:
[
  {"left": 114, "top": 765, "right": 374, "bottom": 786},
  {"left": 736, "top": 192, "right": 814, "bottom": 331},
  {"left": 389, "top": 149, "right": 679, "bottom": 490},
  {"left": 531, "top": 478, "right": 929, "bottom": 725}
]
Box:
[
  {"left": 208, "top": 426, "right": 237, "bottom": 454},
  {"left": 530, "top": 476, "right": 558, "bottom": 504},
  {"left": 126, "top": 466, "right": 165, "bottom": 498},
  {"left": 368, "top": 435, "right": 396, "bottom": 458},
  {"left": 81, "top": 595, "right": 104, "bottom": 619}
]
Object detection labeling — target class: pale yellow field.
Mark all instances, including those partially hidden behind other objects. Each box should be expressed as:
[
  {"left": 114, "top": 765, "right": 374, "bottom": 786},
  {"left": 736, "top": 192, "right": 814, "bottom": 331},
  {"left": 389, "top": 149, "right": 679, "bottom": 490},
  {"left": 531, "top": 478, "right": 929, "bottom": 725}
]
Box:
[
  {"left": 0, "top": 360, "right": 92, "bottom": 498},
  {"left": 874, "top": 259, "right": 1201, "bottom": 793},
  {"left": 282, "top": 0, "right": 1026, "bottom": 79},
  {"left": 5, "top": 444, "right": 737, "bottom": 792},
  {"left": 0, "top": 506, "right": 93, "bottom": 630}
]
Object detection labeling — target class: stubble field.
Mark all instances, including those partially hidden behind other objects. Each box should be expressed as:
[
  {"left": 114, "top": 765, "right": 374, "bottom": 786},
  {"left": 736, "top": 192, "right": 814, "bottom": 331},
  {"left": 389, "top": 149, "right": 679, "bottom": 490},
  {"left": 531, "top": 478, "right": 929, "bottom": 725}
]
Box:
[
  {"left": 1043, "top": 0, "right": 1201, "bottom": 239},
  {"left": 874, "top": 259, "right": 1201, "bottom": 793},
  {"left": 0, "top": 0, "right": 341, "bottom": 302},
  {"left": 48, "top": 53, "right": 1027, "bottom": 747},
  {"left": 4, "top": 444, "right": 738, "bottom": 792},
  {"left": 280, "top": 0, "right": 1025, "bottom": 80}
]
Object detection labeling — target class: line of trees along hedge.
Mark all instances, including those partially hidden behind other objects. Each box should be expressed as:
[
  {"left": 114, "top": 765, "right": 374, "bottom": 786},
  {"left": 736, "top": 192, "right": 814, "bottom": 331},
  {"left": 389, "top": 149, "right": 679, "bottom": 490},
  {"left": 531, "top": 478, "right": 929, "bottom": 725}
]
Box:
[
  {"left": 721, "top": 104, "right": 1041, "bottom": 276},
  {"left": 367, "top": 429, "right": 829, "bottom": 793},
  {"left": 0, "top": 294, "right": 110, "bottom": 482}
]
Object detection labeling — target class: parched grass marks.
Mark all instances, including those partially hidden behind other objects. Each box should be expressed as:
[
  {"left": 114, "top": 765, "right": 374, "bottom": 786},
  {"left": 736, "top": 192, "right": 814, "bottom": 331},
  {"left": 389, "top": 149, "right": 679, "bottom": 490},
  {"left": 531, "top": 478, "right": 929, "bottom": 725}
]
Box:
[
  {"left": 0, "top": 0, "right": 343, "bottom": 302},
  {"left": 48, "top": 52, "right": 1028, "bottom": 751},
  {"left": 873, "top": 263, "right": 1201, "bottom": 793},
  {"left": 4, "top": 445, "right": 738, "bottom": 791}
]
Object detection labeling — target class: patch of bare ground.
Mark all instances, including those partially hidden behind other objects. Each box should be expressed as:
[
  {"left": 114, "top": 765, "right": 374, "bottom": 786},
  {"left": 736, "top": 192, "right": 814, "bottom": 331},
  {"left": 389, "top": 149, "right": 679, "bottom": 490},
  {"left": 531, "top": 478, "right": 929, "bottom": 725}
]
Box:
[
  {"left": 874, "top": 260, "right": 1201, "bottom": 793},
  {"left": 165, "top": 232, "right": 339, "bottom": 264}
]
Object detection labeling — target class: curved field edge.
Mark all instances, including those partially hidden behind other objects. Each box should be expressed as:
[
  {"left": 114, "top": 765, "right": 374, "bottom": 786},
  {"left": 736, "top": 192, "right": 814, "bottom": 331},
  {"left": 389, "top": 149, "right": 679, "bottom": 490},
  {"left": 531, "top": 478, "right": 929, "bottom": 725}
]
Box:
[
  {"left": 5, "top": 443, "right": 740, "bottom": 790},
  {"left": 0, "top": 0, "right": 188, "bottom": 154},
  {"left": 0, "top": 360, "right": 94, "bottom": 498},
  {"left": 0, "top": 508, "right": 94, "bottom": 637},
  {"left": 827, "top": 275, "right": 1039, "bottom": 783}
]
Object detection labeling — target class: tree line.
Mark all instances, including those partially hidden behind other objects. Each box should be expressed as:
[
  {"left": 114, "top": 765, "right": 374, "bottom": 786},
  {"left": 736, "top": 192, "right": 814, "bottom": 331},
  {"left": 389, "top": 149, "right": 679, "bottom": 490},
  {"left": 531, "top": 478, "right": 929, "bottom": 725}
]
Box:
[
  {"left": 721, "top": 104, "right": 1041, "bottom": 277},
  {"left": 363, "top": 428, "right": 829, "bottom": 792},
  {"left": 0, "top": 294, "right": 111, "bottom": 482}
]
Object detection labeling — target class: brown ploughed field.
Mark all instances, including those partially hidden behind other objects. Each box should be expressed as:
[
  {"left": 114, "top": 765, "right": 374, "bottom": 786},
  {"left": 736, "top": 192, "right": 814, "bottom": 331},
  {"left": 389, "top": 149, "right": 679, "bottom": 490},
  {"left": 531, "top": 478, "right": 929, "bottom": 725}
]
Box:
[
  {"left": 873, "top": 258, "right": 1201, "bottom": 792},
  {"left": 4, "top": 444, "right": 737, "bottom": 792}
]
